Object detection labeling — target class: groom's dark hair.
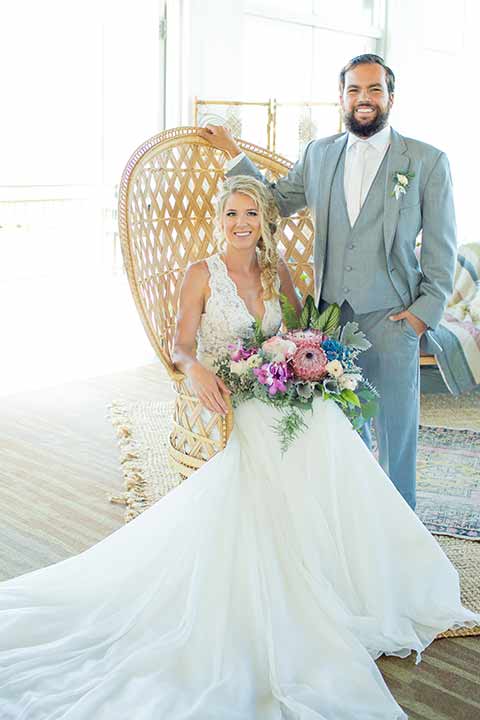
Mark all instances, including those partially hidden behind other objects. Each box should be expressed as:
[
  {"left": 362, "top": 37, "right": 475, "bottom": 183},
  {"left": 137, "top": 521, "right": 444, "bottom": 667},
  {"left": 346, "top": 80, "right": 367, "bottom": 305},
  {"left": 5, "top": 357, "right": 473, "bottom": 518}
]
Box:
[{"left": 339, "top": 54, "right": 395, "bottom": 95}]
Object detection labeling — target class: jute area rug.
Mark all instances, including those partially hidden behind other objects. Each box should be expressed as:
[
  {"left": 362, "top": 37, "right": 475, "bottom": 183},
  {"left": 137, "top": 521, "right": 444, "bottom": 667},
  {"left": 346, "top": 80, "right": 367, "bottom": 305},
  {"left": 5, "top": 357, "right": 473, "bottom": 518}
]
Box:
[{"left": 109, "top": 394, "right": 480, "bottom": 640}]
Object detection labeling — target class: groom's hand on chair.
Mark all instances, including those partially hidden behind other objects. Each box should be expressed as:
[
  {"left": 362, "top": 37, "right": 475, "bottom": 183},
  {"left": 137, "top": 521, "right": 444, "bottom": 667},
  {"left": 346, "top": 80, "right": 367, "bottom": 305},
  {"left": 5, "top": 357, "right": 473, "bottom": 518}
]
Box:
[
  {"left": 389, "top": 310, "right": 427, "bottom": 337},
  {"left": 197, "top": 124, "right": 242, "bottom": 159}
]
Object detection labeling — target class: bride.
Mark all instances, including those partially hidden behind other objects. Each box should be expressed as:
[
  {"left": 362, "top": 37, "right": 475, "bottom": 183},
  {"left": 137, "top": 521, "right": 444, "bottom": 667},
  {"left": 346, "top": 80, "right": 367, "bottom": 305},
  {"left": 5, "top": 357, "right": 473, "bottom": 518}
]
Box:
[{"left": 0, "top": 176, "right": 478, "bottom": 720}]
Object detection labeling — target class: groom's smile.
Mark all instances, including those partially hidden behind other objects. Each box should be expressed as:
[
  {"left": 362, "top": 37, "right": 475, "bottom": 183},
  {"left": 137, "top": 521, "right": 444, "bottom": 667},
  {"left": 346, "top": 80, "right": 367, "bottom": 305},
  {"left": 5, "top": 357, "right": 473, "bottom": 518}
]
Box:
[
  {"left": 355, "top": 105, "right": 376, "bottom": 116},
  {"left": 340, "top": 62, "right": 394, "bottom": 138}
]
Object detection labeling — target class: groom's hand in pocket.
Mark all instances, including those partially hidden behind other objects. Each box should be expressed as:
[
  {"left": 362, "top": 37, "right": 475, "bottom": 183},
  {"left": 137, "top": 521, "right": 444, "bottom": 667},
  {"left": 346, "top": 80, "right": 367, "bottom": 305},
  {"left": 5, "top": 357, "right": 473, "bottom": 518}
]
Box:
[{"left": 389, "top": 309, "right": 427, "bottom": 337}]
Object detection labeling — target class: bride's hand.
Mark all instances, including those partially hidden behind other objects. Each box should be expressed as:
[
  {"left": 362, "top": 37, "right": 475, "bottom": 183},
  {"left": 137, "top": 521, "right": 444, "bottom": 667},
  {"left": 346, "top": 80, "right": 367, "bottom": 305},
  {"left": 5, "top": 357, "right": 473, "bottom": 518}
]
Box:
[
  {"left": 188, "top": 362, "right": 231, "bottom": 416},
  {"left": 197, "top": 124, "right": 241, "bottom": 159}
]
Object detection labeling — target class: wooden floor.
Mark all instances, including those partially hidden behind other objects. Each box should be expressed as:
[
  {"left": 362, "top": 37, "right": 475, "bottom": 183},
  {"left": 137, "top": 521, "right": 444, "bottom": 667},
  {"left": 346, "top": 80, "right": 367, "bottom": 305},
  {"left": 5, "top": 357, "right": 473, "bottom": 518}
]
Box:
[{"left": 0, "top": 362, "right": 479, "bottom": 719}]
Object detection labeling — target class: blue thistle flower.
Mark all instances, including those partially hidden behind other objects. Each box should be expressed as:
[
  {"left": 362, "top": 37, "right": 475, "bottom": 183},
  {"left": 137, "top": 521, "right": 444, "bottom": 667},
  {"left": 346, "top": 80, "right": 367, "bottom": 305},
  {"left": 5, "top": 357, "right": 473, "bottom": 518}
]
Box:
[{"left": 321, "top": 339, "right": 352, "bottom": 363}]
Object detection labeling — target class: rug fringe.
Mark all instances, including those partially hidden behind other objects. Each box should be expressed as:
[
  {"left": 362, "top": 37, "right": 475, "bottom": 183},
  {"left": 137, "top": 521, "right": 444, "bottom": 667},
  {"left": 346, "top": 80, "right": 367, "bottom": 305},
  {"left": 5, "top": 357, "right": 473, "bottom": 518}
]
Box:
[{"left": 108, "top": 402, "right": 153, "bottom": 522}]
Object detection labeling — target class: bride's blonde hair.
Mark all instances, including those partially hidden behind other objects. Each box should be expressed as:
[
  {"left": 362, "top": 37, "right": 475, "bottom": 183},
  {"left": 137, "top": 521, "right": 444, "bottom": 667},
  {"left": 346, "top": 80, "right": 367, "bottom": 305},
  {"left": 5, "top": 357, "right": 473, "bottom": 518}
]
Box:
[{"left": 213, "top": 176, "right": 280, "bottom": 300}]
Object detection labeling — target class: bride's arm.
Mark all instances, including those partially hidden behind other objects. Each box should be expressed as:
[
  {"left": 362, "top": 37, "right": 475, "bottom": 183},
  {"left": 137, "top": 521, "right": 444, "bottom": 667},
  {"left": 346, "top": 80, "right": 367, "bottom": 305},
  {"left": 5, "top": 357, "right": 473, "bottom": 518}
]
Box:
[
  {"left": 172, "top": 262, "right": 231, "bottom": 416},
  {"left": 278, "top": 257, "right": 302, "bottom": 318}
]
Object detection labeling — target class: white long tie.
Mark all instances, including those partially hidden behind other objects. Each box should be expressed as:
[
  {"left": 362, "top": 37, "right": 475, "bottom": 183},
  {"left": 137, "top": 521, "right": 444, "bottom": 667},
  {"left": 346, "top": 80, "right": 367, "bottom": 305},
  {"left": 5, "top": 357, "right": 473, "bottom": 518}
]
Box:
[{"left": 347, "top": 140, "right": 370, "bottom": 226}]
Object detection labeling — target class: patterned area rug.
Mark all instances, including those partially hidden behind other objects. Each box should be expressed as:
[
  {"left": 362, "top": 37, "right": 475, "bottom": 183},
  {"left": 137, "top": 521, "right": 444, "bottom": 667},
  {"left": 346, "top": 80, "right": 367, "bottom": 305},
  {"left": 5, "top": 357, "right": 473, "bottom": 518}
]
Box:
[
  {"left": 109, "top": 397, "right": 480, "bottom": 640},
  {"left": 417, "top": 426, "right": 480, "bottom": 539},
  {"left": 418, "top": 391, "right": 480, "bottom": 541}
]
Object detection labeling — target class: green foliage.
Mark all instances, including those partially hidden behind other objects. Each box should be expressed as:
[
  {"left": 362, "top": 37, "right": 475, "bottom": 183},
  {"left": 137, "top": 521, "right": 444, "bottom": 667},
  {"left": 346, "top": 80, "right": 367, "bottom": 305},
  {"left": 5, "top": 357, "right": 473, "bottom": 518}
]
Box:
[
  {"left": 299, "top": 295, "right": 317, "bottom": 328},
  {"left": 293, "top": 294, "right": 342, "bottom": 334},
  {"left": 280, "top": 293, "right": 300, "bottom": 330},
  {"left": 271, "top": 407, "right": 308, "bottom": 455},
  {"left": 312, "top": 303, "right": 341, "bottom": 334},
  {"left": 251, "top": 318, "right": 266, "bottom": 347},
  {"left": 340, "top": 388, "right": 361, "bottom": 407},
  {"left": 340, "top": 321, "right": 372, "bottom": 350}
]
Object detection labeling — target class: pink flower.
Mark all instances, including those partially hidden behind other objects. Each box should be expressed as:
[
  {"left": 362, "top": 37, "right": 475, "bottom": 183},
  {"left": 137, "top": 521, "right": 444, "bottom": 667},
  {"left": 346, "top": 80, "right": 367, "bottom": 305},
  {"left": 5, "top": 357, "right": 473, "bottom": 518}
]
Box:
[
  {"left": 284, "top": 329, "right": 327, "bottom": 347},
  {"left": 291, "top": 341, "right": 328, "bottom": 381},
  {"left": 253, "top": 361, "right": 292, "bottom": 395},
  {"left": 228, "top": 339, "right": 258, "bottom": 362},
  {"left": 262, "top": 336, "right": 297, "bottom": 362}
]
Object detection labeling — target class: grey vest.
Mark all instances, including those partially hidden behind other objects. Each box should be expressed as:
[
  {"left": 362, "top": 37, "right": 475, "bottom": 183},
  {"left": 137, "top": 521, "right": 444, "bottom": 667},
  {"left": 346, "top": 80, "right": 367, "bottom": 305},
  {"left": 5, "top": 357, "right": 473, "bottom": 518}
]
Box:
[{"left": 321, "top": 147, "right": 401, "bottom": 313}]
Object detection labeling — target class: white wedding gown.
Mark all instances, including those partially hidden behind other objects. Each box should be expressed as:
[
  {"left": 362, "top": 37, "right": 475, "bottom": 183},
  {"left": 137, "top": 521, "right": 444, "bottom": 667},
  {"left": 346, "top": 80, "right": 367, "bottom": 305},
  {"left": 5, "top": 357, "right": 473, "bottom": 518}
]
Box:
[{"left": 1, "top": 254, "right": 478, "bottom": 720}]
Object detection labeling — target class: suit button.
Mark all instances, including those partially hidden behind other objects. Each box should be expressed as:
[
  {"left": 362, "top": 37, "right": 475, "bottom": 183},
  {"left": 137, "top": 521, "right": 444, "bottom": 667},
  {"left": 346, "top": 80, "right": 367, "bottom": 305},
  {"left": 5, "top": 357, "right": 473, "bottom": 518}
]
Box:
[
  {"left": 345, "top": 266, "right": 352, "bottom": 271},
  {"left": 349, "top": 244, "right": 355, "bottom": 250},
  {"left": 343, "top": 287, "right": 349, "bottom": 293}
]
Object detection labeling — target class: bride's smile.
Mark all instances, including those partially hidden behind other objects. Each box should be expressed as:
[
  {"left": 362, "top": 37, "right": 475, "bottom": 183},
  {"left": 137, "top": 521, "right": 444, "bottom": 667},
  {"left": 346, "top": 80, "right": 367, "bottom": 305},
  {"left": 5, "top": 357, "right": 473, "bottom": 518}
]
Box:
[{"left": 222, "top": 191, "right": 262, "bottom": 250}]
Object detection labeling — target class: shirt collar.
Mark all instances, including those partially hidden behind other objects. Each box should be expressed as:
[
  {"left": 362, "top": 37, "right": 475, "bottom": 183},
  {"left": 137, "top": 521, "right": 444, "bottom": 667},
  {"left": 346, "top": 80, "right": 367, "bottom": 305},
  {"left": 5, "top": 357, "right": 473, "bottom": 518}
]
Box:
[{"left": 347, "top": 124, "right": 391, "bottom": 152}]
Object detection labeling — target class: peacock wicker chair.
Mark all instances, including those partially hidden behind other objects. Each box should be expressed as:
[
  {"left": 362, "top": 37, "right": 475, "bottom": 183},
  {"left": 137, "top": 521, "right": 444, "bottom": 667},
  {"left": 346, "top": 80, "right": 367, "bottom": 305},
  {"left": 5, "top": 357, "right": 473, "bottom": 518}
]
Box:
[{"left": 118, "top": 127, "right": 315, "bottom": 477}]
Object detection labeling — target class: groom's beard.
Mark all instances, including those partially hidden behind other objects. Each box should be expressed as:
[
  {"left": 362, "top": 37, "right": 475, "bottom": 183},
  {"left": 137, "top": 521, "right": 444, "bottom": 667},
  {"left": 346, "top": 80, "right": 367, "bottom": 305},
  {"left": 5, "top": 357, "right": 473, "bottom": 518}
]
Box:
[{"left": 343, "top": 105, "right": 390, "bottom": 138}]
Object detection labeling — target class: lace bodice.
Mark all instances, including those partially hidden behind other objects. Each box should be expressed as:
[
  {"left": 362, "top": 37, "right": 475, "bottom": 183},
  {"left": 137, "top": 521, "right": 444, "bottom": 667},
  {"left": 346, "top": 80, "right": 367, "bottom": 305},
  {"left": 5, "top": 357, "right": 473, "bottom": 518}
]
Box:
[{"left": 196, "top": 254, "right": 282, "bottom": 369}]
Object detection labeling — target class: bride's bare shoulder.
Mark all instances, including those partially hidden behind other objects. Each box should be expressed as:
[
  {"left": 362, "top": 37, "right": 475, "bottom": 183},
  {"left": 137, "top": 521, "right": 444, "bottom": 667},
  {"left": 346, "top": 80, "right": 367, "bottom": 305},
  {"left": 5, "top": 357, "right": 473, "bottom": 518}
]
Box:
[{"left": 181, "top": 259, "right": 210, "bottom": 294}]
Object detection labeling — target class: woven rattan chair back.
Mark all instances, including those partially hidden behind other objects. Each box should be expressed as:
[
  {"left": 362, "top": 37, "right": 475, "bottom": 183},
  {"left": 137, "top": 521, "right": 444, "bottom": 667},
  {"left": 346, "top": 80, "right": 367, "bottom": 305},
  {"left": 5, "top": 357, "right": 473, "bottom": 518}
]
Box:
[{"left": 118, "top": 127, "right": 314, "bottom": 476}]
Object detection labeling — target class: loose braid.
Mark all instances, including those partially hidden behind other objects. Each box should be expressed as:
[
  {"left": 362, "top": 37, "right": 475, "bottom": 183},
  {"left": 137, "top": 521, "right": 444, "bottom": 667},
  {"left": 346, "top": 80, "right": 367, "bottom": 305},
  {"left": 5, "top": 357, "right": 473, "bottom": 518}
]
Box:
[{"left": 213, "top": 176, "right": 280, "bottom": 300}]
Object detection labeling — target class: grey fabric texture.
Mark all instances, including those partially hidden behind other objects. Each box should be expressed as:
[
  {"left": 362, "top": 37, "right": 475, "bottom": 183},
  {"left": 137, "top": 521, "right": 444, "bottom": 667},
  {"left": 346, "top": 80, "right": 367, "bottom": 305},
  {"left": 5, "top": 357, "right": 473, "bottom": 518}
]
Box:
[
  {"left": 227, "top": 128, "right": 457, "bottom": 332},
  {"left": 321, "top": 146, "right": 401, "bottom": 313}
]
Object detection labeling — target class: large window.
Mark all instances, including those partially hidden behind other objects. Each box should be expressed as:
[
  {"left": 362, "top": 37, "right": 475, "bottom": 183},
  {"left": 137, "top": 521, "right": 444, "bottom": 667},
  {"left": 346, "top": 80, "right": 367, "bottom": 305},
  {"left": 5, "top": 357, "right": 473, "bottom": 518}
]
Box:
[
  {"left": 0, "top": 0, "right": 165, "bottom": 394},
  {"left": 240, "top": 1, "right": 384, "bottom": 159}
]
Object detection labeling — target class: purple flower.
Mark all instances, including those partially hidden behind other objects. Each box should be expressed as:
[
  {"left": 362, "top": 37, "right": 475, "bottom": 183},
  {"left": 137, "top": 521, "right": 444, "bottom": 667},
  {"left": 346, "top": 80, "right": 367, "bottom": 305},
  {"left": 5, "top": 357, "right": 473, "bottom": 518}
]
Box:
[
  {"left": 253, "top": 361, "right": 292, "bottom": 395},
  {"left": 228, "top": 339, "right": 258, "bottom": 362}
]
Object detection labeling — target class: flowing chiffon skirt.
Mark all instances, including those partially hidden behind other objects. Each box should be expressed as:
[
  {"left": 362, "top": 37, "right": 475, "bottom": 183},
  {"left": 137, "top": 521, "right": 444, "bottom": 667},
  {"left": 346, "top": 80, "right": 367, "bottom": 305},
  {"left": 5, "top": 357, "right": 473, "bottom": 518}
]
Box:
[{"left": 0, "top": 398, "right": 478, "bottom": 719}]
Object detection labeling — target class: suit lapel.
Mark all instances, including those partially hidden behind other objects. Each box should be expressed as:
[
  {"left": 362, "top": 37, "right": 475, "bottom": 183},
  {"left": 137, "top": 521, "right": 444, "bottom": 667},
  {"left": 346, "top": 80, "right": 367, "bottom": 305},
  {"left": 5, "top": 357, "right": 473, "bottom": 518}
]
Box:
[
  {"left": 316, "top": 134, "right": 348, "bottom": 248},
  {"left": 314, "top": 134, "right": 347, "bottom": 305},
  {"left": 383, "top": 129, "right": 410, "bottom": 256}
]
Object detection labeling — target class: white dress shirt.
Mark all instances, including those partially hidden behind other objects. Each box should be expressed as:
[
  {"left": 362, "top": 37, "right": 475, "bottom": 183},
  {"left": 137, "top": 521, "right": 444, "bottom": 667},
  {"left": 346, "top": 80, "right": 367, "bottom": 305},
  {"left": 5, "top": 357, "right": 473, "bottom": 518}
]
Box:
[
  {"left": 344, "top": 125, "right": 391, "bottom": 225},
  {"left": 224, "top": 125, "right": 392, "bottom": 226}
]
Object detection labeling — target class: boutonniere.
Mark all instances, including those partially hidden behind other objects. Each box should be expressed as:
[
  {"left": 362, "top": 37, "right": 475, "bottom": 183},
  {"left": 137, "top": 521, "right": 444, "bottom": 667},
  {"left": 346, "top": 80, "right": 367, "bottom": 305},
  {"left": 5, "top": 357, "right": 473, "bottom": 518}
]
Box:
[{"left": 392, "top": 170, "right": 415, "bottom": 200}]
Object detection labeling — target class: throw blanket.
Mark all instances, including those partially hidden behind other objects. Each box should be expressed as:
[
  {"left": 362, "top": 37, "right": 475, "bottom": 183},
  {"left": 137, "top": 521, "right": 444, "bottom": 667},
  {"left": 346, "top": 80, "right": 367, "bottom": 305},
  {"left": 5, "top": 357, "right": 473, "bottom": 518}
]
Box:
[{"left": 429, "top": 243, "right": 480, "bottom": 395}]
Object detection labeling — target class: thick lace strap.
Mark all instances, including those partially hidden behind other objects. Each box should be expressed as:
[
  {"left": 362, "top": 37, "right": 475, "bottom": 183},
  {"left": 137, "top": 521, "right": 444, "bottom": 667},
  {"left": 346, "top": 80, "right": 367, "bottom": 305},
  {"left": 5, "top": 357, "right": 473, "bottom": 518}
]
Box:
[{"left": 205, "top": 254, "right": 231, "bottom": 297}]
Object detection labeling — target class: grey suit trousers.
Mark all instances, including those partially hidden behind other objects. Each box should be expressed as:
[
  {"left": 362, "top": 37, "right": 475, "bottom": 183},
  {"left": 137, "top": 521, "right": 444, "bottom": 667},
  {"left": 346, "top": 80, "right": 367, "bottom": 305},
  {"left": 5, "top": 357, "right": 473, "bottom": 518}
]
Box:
[{"left": 331, "top": 301, "right": 420, "bottom": 510}]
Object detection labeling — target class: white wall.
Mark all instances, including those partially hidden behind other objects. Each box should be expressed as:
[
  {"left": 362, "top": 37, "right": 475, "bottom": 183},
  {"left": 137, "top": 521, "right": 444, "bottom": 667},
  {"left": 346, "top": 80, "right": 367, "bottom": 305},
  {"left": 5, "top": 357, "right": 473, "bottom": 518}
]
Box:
[
  {"left": 165, "top": 0, "right": 244, "bottom": 127},
  {"left": 378, "top": 0, "right": 478, "bottom": 244},
  {"left": 0, "top": 0, "right": 164, "bottom": 189}
]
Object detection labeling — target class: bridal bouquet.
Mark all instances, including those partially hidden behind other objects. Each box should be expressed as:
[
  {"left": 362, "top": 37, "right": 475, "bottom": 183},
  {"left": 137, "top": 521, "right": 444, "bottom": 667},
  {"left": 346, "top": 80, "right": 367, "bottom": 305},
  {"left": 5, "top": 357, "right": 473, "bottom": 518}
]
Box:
[{"left": 214, "top": 296, "right": 379, "bottom": 452}]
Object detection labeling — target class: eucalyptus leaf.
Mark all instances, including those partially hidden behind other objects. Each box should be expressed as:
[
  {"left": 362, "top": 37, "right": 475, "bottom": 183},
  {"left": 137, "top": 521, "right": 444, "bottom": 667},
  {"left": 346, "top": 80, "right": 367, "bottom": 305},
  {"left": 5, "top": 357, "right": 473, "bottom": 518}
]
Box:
[{"left": 340, "top": 321, "right": 372, "bottom": 350}]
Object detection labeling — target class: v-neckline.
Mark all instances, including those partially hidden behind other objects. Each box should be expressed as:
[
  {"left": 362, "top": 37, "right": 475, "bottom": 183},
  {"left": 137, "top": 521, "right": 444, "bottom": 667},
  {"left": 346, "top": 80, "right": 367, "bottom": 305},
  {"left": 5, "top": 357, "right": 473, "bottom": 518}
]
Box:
[{"left": 216, "top": 254, "right": 266, "bottom": 327}]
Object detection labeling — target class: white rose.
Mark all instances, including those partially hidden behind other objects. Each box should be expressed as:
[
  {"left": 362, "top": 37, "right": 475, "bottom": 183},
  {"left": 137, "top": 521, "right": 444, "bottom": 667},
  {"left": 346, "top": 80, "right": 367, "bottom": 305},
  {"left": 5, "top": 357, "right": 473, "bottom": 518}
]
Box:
[
  {"left": 339, "top": 373, "right": 362, "bottom": 391},
  {"left": 262, "top": 336, "right": 297, "bottom": 362},
  {"left": 246, "top": 353, "right": 263, "bottom": 368},
  {"left": 397, "top": 174, "right": 409, "bottom": 186},
  {"left": 326, "top": 359, "right": 344, "bottom": 378},
  {"left": 230, "top": 360, "right": 250, "bottom": 376}
]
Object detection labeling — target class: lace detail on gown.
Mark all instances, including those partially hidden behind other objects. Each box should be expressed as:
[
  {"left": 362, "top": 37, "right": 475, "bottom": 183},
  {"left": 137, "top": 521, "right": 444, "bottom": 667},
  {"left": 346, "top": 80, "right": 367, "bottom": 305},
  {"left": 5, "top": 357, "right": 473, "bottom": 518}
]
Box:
[{"left": 196, "top": 253, "right": 282, "bottom": 369}]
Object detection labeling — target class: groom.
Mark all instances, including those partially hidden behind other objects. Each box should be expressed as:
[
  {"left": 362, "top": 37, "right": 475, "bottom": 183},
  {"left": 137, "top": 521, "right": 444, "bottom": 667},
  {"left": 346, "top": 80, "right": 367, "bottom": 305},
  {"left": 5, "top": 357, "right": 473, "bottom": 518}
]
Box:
[{"left": 199, "top": 54, "right": 457, "bottom": 510}]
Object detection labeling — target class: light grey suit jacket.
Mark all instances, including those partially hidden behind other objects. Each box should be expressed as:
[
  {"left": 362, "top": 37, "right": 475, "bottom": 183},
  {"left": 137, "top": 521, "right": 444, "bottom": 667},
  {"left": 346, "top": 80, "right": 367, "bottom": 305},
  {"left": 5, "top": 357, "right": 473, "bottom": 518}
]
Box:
[{"left": 227, "top": 128, "right": 457, "bottom": 331}]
